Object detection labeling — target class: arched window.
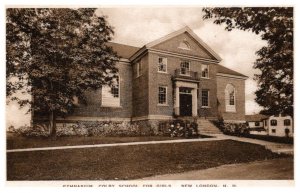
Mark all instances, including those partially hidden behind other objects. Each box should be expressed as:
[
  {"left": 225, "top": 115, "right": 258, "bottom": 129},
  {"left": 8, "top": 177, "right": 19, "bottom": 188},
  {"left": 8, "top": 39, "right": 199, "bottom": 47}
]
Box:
[
  {"left": 179, "top": 41, "right": 190, "bottom": 50},
  {"left": 225, "top": 84, "right": 236, "bottom": 112}
]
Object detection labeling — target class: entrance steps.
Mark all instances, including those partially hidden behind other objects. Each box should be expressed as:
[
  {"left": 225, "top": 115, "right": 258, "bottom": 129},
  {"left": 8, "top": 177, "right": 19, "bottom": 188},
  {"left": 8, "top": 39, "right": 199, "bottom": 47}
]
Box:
[
  {"left": 197, "top": 118, "right": 223, "bottom": 135},
  {"left": 176, "top": 116, "right": 223, "bottom": 135}
]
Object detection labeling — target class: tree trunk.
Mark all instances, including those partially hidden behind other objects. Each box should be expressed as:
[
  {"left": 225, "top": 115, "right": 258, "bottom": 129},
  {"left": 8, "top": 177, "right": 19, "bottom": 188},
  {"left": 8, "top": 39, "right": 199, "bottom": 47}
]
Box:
[{"left": 49, "top": 110, "right": 57, "bottom": 138}]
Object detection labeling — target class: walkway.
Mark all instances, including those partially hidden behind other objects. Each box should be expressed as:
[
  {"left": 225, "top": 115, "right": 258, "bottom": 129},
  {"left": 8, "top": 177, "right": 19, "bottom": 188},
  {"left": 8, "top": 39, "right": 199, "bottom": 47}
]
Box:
[
  {"left": 142, "top": 157, "right": 294, "bottom": 180},
  {"left": 7, "top": 134, "right": 293, "bottom": 155},
  {"left": 212, "top": 134, "right": 294, "bottom": 155}
]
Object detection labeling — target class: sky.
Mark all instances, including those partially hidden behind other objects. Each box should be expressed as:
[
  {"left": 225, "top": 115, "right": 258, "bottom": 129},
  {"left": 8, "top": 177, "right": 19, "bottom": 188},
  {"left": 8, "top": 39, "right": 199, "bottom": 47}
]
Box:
[{"left": 6, "top": 7, "right": 267, "bottom": 128}]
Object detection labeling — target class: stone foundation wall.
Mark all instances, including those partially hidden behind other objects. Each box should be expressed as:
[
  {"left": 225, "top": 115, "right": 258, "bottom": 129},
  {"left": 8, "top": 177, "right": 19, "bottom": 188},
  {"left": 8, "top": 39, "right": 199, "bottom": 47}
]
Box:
[{"left": 31, "top": 119, "right": 163, "bottom": 137}]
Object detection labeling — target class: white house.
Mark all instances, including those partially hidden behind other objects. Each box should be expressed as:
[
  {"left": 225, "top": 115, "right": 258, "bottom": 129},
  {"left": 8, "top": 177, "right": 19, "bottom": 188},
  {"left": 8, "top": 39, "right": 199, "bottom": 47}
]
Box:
[{"left": 264, "top": 114, "right": 293, "bottom": 137}]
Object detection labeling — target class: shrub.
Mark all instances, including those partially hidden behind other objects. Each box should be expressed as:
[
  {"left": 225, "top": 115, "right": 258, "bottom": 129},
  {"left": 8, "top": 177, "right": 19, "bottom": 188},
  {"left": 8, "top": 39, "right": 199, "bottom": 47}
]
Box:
[{"left": 158, "top": 119, "right": 198, "bottom": 138}]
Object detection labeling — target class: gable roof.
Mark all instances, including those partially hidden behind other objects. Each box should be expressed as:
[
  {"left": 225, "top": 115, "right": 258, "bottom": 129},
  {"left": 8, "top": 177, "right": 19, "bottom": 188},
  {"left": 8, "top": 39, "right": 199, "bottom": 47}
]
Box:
[
  {"left": 217, "top": 64, "right": 248, "bottom": 78},
  {"left": 245, "top": 114, "right": 269, "bottom": 122},
  {"left": 106, "top": 42, "right": 140, "bottom": 59},
  {"left": 144, "top": 26, "right": 222, "bottom": 61}
]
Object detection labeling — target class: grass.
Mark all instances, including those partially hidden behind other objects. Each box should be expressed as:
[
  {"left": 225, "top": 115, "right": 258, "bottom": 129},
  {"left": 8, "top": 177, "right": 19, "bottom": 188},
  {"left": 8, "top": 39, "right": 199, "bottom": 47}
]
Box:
[
  {"left": 7, "top": 139, "right": 289, "bottom": 180},
  {"left": 243, "top": 134, "right": 293, "bottom": 144},
  {"left": 6, "top": 134, "right": 180, "bottom": 149}
]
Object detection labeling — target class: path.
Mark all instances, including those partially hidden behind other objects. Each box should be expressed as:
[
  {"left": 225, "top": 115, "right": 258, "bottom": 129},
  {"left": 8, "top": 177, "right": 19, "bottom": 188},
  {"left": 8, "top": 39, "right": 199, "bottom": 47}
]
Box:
[{"left": 142, "top": 157, "right": 294, "bottom": 180}]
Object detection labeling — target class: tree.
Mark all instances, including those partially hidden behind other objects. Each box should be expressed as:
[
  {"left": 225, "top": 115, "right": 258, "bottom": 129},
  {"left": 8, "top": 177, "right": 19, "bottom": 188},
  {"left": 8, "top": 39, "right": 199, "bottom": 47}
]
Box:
[
  {"left": 6, "top": 8, "right": 119, "bottom": 136},
  {"left": 202, "top": 7, "right": 293, "bottom": 117}
]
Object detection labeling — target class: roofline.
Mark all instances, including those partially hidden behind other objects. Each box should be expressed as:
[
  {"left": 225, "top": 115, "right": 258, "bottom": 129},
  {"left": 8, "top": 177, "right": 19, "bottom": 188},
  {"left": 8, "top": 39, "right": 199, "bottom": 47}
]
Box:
[{"left": 130, "top": 26, "right": 222, "bottom": 62}]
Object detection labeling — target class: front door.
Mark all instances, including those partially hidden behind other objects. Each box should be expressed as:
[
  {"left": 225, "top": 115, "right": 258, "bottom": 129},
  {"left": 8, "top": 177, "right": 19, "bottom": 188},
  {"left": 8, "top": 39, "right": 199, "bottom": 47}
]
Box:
[{"left": 180, "top": 94, "right": 192, "bottom": 116}]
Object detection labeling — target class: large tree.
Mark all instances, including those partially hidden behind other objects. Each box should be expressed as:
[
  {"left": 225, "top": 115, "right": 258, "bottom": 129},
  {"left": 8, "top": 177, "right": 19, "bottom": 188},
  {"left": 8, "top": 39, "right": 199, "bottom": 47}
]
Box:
[
  {"left": 6, "top": 8, "right": 119, "bottom": 136},
  {"left": 203, "top": 7, "right": 293, "bottom": 116}
]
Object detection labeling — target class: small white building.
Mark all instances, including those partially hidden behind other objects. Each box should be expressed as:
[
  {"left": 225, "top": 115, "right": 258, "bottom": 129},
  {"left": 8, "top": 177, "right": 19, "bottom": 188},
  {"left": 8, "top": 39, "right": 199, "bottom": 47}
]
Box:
[
  {"left": 263, "top": 114, "right": 293, "bottom": 137},
  {"left": 246, "top": 114, "right": 293, "bottom": 137}
]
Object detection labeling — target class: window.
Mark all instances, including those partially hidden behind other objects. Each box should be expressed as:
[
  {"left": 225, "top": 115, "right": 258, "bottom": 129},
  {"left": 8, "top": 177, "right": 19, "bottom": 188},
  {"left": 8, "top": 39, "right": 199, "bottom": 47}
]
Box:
[
  {"left": 201, "top": 64, "right": 209, "bottom": 78},
  {"left": 265, "top": 120, "right": 268, "bottom": 126},
  {"left": 101, "top": 76, "right": 120, "bottom": 107},
  {"left": 158, "top": 57, "right": 167, "bottom": 73},
  {"left": 255, "top": 122, "right": 260, "bottom": 126},
  {"left": 158, "top": 86, "right": 167, "bottom": 105},
  {"left": 111, "top": 76, "right": 119, "bottom": 98},
  {"left": 201, "top": 90, "right": 209, "bottom": 107},
  {"left": 180, "top": 61, "right": 190, "bottom": 75},
  {"left": 270, "top": 119, "right": 277, "bottom": 126},
  {"left": 272, "top": 129, "right": 276, "bottom": 133},
  {"left": 136, "top": 61, "right": 142, "bottom": 77},
  {"left": 179, "top": 41, "right": 190, "bottom": 50},
  {"left": 284, "top": 119, "right": 291, "bottom": 126},
  {"left": 225, "top": 84, "right": 236, "bottom": 112}
]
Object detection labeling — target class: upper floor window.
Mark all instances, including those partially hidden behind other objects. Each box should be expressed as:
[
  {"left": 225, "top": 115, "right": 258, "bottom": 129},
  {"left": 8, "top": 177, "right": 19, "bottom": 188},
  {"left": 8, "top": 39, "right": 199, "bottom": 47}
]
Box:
[
  {"left": 178, "top": 41, "right": 190, "bottom": 50},
  {"left": 270, "top": 119, "right": 277, "bottom": 126},
  {"left": 180, "top": 61, "right": 190, "bottom": 75},
  {"left": 201, "top": 64, "right": 209, "bottom": 78},
  {"left": 255, "top": 122, "right": 260, "bottom": 126},
  {"left": 284, "top": 119, "right": 291, "bottom": 126},
  {"left": 225, "top": 84, "right": 236, "bottom": 112},
  {"left": 158, "top": 86, "right": 167, "bottom": 105},
  {"left": 158, "top": 57, "right": 167, "bottom": 73},
  {"left": 201, "top": 90, "right": 209, "bottom": 107},
  {"left": 136, "top": 61, "right": 142, "bottom": 77}
]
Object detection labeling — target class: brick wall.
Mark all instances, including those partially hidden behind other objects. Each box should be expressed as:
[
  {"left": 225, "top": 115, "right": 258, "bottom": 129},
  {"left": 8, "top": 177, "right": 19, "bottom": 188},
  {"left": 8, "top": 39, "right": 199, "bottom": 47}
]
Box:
[
  {"left": 148, "top": 52, "right": 218, "bottom": 117},
  {"left": 216, "top": 75, "right": 246, "bottom": 122},
  {"left": 132, "top": 54, "right": 149, "bottom": 117},
  {"left": 72, "top": 61, "right": 133, "bottom": 118}
]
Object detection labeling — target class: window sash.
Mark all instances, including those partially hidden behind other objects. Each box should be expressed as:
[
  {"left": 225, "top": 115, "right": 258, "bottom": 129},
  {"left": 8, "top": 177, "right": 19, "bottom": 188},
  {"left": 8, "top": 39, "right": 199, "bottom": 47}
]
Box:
[
  {"left": 270, "top": 120, "right": 277, "bottom": 126},
  {"left": 137, "top": 62, "right": 142, "bottom": 77},
  {"left": 158, "top": 87, "right": 167, "bottom": 104},
  {"left": 180, "top": 61, "right": 190, "bottom": 75},
  {"left": 158, "top": 57, "right": 167, "bottom": 72},
  {"left": 284, "top": 119, "right": 291, "bottom": 126},
  {"left": 201, "top": 90, "right": 209, "bottom": 107},
  {"left": 201, "top": 65, "right": 209, "bottom": 78}
]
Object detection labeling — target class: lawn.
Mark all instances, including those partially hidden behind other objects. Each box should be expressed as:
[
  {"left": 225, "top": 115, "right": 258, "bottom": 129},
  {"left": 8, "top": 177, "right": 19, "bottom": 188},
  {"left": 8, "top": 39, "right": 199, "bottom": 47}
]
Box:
[
  {"left": 7, "top": 140, "right": 289, "bottom": 180},
  {"left": 6, "top": 134, "right": 182, "bottom": 149}
]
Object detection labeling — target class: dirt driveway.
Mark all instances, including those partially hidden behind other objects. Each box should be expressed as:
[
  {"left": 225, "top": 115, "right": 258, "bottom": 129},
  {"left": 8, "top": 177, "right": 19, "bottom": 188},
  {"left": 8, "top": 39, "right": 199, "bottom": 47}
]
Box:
[{"left": 142, "top": 157, "right": 293, "bottom": 180}]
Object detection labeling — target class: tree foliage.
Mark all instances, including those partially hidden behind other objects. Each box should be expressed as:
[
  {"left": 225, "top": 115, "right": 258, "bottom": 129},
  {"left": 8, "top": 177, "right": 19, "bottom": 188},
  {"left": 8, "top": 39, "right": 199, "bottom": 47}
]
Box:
[
  {"left": 203, "top": 7, "right": 293, "bottom": 116},
  {"left": 6, "top": 8, "right": 119, "bottom": 134}
]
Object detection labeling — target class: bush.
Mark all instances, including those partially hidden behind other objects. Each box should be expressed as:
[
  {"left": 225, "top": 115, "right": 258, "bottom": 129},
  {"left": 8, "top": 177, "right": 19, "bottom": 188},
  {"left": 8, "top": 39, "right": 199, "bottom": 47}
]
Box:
[
  {"left": 158, "top": 119, "right": 198, "bottom": 138},
  {"left": 211, "top": 120, "right": 249, "bottom": 136},
  {"left": 8, "top": 124, "right": 50, "bottom": 137}
]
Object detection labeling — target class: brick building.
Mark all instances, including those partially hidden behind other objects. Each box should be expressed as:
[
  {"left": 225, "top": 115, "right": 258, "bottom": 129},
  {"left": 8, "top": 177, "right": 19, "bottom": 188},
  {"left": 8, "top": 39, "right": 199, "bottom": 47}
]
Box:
[{"left": 69, "top": 26, "right": 247, "bottom": 126}]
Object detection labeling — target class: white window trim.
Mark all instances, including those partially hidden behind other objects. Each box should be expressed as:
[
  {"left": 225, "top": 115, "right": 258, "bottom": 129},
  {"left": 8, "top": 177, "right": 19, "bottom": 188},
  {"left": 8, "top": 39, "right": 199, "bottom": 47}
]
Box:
[
  {"left": 158, "top": 86, "right": 168, "bottom": 106},
  {"left": 225, "top": 84, "right": 236, "bottom": 112},
  {"left": 158, "top": 57, "right": 168, "bottom": 73},
  {"left": 201, "top": 90, "right": 210, "bottom": 108},
  {"left": 136, "top": 61, "right": 142, "bottom": 78},
  {"left": 201, "top": 64, "right": 210, "bottom": 79}
]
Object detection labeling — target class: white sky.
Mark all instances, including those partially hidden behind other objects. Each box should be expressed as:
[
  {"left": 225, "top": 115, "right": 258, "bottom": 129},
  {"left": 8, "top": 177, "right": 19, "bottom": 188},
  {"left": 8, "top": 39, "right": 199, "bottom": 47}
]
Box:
[{"left": 6, "top": 7, "right": 268, "bottom": 128}]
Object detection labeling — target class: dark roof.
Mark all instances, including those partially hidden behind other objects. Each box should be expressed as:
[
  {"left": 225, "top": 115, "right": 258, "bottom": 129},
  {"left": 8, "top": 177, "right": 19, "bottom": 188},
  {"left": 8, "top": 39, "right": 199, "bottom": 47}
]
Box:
[
  {"left": 217, "top": 64, "right": 248, "bottom": 78},
  {"left": 106, "top": 42, "right": 140, "bottom": 59},
  {"left": 107, "top": 42, "right": 247, "bottom": 78},
  {"left": 245, "top": 114, "right": 269, "bottom": 122}
]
